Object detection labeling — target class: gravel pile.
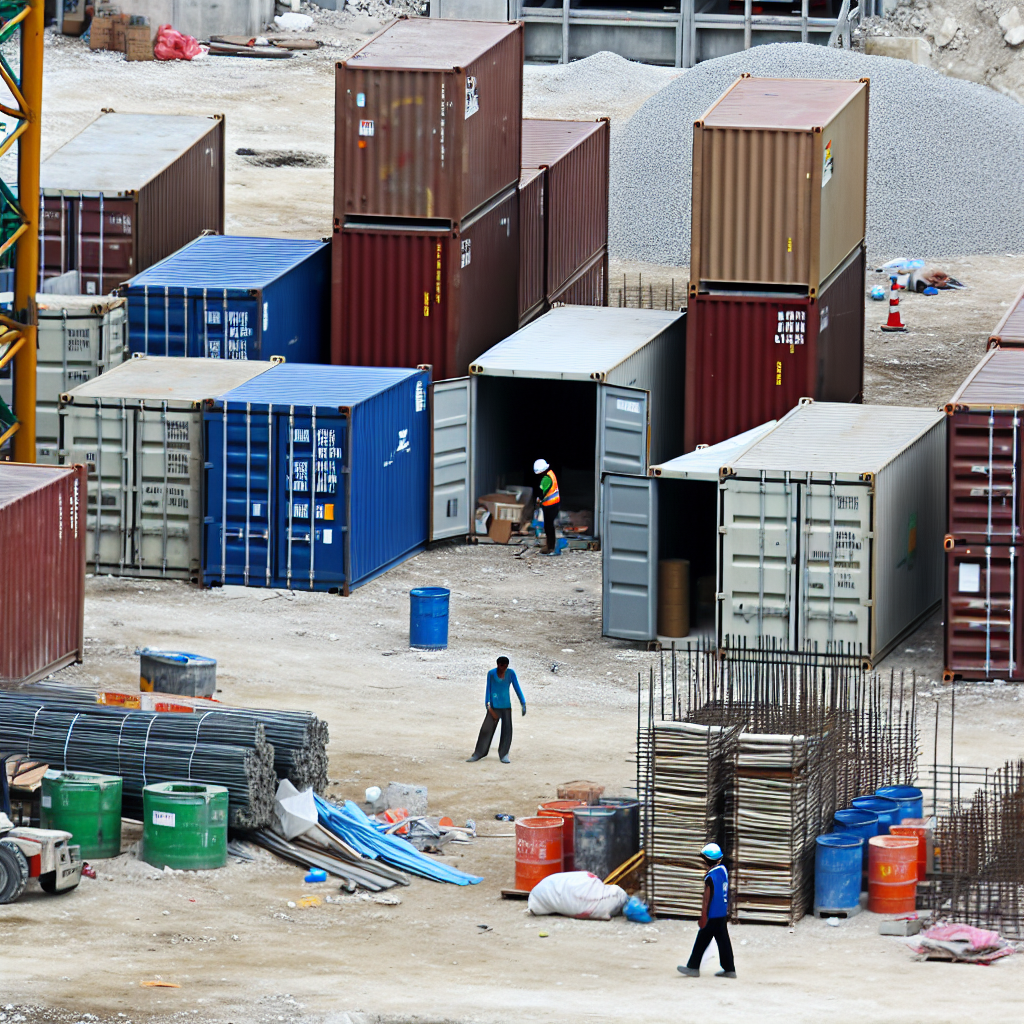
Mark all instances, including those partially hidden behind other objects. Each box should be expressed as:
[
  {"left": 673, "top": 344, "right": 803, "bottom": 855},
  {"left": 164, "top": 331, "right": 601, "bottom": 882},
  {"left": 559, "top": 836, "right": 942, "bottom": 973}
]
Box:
[{"left": 610, "top": 42, "right": 1024, "bottom": 265}]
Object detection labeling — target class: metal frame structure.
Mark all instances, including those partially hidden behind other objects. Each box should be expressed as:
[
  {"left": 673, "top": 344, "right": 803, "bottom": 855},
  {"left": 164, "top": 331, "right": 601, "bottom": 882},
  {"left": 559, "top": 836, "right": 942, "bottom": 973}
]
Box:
[{"left": 0, "top": 0, "right": 41, "bottom": 460}]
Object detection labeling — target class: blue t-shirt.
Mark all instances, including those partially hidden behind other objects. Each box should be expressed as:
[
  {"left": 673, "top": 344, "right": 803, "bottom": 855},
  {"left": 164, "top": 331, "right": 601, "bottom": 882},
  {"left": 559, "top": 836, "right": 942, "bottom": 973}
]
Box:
[
  {"left": 706, "top": 864, "right": 729, "bottom": 919},
  {"left": 485, "top": 667, "right": 525, "bottom": 709}
]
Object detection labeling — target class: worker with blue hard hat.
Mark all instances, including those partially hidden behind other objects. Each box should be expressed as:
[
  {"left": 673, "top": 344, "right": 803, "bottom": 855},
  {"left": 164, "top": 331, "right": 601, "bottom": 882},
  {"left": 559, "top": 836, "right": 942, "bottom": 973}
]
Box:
[{"left": 677, "top": 842, "right": 736, "bottom": 979}]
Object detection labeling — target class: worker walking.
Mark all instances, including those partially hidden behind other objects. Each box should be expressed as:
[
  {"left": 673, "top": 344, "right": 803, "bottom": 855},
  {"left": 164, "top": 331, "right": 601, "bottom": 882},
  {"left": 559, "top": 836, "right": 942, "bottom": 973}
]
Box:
[
  {"left": 533, "top": 458, "right": 560, "bottom": 555},
  {"left": 677, "top": 843, "right": 736, "bottom": 979},
  {"left": 466, "top": 656, "right": 526, "bottom": 764}
]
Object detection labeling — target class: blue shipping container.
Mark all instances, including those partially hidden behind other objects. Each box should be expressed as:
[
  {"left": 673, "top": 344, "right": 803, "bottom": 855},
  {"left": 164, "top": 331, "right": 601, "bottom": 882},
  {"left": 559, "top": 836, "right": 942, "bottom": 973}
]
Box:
[
  {"left": 203, "top": 363, "right": 430, "bottom": 592},
  {"left": 124, "top": 236, "right": 330, "bottom": 363}
]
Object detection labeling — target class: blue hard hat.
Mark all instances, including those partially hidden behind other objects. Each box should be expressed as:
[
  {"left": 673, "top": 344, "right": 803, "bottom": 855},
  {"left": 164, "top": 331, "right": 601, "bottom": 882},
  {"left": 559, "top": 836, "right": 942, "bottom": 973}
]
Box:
[{"left": 700, "top": 842, "right": 723, "bottom": 861}]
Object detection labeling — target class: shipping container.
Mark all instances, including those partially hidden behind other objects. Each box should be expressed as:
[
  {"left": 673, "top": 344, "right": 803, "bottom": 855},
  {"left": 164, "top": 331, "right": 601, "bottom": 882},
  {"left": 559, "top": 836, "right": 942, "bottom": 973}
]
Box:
[
  {"left": 0, "top": 295, "right": 127, "bottom": 463},
  {"left": 40, "top": 112, "right": 225, "bottom": 295},
  {"left": 203, "top": 363, "right": 431, "bottom": 592},
  {"left": 333, "top": 185, "right": 518, "bottom": 380},
  {"left": 428, "top": 306, "right": 685, "bottom": 542},
  {"left": 518, "top": 167, "right": 545, "bottom": 326},
  {"left": 690, "top": 76, "right": 868, "bottom": 295},
  {"left": 521, "top": 118, "right": 609, "bottom": 298},
  {"left": 336, "top": 18, "right": 522, "bottom": 222},
  {"left": 989, "top": 281, "right": 1024, "bottom": 347},
  {"left": 603, "top": 401, "right": 945, "bottom": 663},
  {"left": 59, "top": 356, "right": 277, "bottom": 579},
  {"left": 685, "top": 244, "right": 865, "bottom": 451},
  {"left": 0, "top": 463, "right": 85, "bottom": 685},
  {"left": 548, "top": 248, "right": 607, "bottom": 308},
  {"left": 123, "top": 236, "right": 329, "bottom": 363},
  {"left": 945, "top": 347, "right": 1024, "bottom": 544}
]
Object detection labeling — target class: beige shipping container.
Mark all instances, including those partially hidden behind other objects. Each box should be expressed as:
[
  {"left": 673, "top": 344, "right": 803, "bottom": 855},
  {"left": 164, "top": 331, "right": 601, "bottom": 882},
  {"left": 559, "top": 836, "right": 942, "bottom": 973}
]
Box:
[{"left": 690, "top": 76, "right": 868, "bottom": 297}]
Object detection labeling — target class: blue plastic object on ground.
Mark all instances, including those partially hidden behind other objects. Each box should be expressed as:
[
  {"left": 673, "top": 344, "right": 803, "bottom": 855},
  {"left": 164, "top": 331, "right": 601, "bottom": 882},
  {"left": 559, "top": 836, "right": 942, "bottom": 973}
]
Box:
[
  {"left": 870, "top": 285, "right": 886, "bottom": 300},
  {"left": 315, "top": 796, "right": 483, "bottom": 886},
  {"left": 814, "top": 833, "right": 863, "bottom": 916},
  {"left": 875, "top": 785, "right": 924, "bottom": 821},
  {"left": 923, "top": 286, "right": 939, "bottom": 295},
  {"left": 305, "top": 867, "right": 327, "bottom": 883},
  {"left": 850, "top": 795, "right": 901, "bottom": 834},
  {"left": 410, "top": 587, "right": 450, "bottom": 650},
  {"left": 624, "top": 895, "right": 652, "bottom": 923}
]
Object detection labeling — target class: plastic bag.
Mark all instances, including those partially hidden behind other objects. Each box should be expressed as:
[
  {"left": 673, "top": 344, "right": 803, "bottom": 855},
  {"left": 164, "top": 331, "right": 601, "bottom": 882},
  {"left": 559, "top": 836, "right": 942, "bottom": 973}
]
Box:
[
  {"left": 154, "top": 24, "right": 204, "bottom": 61},
  {"left": 623, "top": 895, "right": 652, "bottom": 923},
  {"left": 527, "top": 871, "right": 628, "bottom": 920}
]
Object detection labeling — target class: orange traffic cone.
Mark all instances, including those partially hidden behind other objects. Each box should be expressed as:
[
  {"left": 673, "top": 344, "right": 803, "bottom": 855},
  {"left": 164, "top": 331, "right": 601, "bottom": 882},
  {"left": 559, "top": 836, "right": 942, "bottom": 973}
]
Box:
[{"left": 881, "top": 275, "right": 908, "bottom": 333}]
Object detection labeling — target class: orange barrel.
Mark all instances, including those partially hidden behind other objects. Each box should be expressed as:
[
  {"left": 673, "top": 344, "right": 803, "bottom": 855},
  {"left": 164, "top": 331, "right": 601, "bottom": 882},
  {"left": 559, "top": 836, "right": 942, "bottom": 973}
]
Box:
[
  {"left": 515, "top": 816, "right": 563, "bottom": 891},
  {"left": 867, "top": 836, "right": 918, "bottom": 914},
  {"left": 890, "top": 818, "right": 933, "bottom": 880},
  {"left": 537, "top": 800, "right": 583, "bottom": 871}
]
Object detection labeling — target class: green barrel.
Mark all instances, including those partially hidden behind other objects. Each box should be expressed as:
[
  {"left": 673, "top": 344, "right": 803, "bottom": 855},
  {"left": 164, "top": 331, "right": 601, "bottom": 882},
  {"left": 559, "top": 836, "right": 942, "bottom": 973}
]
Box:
[
  {"left": 40, "top": 770, "right": 123, "bottom": 859},
  {"left": 142, "top": 782, "right": 229, "bottom": 870}
]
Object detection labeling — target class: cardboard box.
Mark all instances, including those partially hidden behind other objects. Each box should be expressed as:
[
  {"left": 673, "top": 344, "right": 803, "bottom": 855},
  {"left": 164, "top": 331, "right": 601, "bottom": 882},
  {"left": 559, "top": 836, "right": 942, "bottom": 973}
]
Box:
[
  {"left": 879, "top": 917, "right": 925, "bottom": 936},
  {"left": 125, "top": 24, "right": 154, "bottom": 60},
  {"left": 478, "top": 493, "right": 525, "bottom": 526},
  {"left": 89, "top": 15, "right": 114, "bottom": 49},
  {"left": 488, "top": 519, "right": 513, "bottom": 545},
  {"left": 111, "top": 14, "right": 129, "bottom": 52}
]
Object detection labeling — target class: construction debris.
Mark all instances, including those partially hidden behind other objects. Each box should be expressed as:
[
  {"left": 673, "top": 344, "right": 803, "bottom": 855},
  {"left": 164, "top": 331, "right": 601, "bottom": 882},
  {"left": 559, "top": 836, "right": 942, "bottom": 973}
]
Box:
[{"left": 909, "top": 923, "right": 1018, "bottom": 964}]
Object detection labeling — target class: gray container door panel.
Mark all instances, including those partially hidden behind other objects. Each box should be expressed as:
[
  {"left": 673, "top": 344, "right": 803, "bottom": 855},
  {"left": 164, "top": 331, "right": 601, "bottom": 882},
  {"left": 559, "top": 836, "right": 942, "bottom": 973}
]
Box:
[
  {"left": 602, "top": 473, "right": 657, "bottom": 641},
  {"left": 799, "top": 479, "right": 872, "bottom": 655},
  {"left": 135, "top": 407, "right": 200, "bottom": 576},
  {"left": 38, "top": 315, "right": 102, "bottom": 370},
  {"left": 104, "top": 308, "right": 128, "bottom": 368},
  {"left": 598, "top": 384, "right": 649, "bottom": 478},
  {"left": 719, "top": 476, "right": 798, "bottom": 647},
  {"left": 432, "top": 377, "right": 473, "bottom": 541}
]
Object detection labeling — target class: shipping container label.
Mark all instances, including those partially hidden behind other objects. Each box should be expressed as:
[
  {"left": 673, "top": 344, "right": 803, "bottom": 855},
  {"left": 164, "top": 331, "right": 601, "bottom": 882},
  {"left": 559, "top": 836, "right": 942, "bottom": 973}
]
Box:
[
  {"left": 315, "top": 503, "right": 334, "bottom": 521},
  {"left": 465, "top": 76, "right": 479, "bottom": 119},
  {"left": 774, "top": 310, "right": 806, "bottom": 345},
  {"left": 141, "top": 484, "right": 189, "bottom": 511},
  {"left": 356, "top": 92, "right": 366, "bottom": 107},
  {"left": 167, "top": 420, "right": 189, "bottom": 443},
  {"left": 291, "top": 461, "right": 308, "bottom": 493},
  {"left": 820, "top": 305, "right": 830, "bottom": 332},
  {"left": 461, "top": 239, "right": 471, "bottom": 269},
  {"left": 616, "top": 398, "right": 641, "bottom": 415},
  {"left": 822, "top": 139, "right": 833, "bottom": 187},
  {"left": 66, "top": 327, "right": 91, "bottom": 352},
  {"left": 252, "top": 502, "right": 262, "bottom": 517},
  {"left": 293, "top": 502, "right": 309, "bottom": 518},
  {"left": 315, "top": 459, "right": 338, "bottom": 493},
  {"left": 41, "top": 795, "right": 51, "bottom": 808},
  {"left": 293, "top": 428, "right": 310, "bottom": 443},
  {"left": 322, "top": 528, "right": 333, "bottom": 545},
  {"left": 226, "top": 311, "right": 252, "bottom": 359},
  {"left": 384, "top": 429, "right": 411, "bottom": 468},
  {"left": 152, "top": 811, "right": 175, "bottom": 827},
  {"left": 66, "top": 369, "right": 91, "bottom": 385},
  {"left": 263, "top": 302, "right": 269, "bottom": 331},
  {"left": 167, "top": 451, "right": 190, "bottom": 477},
  {"left": 106, "top": 214, "right": 131, "bottom": 230},
  {"left": 207, "top": 310, "right": 221, "bottom": 325},
  {"left": 416, "top": 380, "right": 426, "bottom": 412},
  {"left": 359, "top": 119, "right": 375, "bottom": 137},
  {"left": 959, "top": 562, "right": 981, "bottom": 592}
]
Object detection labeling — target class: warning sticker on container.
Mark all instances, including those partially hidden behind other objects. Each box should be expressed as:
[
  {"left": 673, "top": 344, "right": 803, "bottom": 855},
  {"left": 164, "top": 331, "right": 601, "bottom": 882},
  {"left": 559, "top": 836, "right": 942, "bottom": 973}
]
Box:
[
  {"left": 774, "top": 309, "right": 806, "bottom": 346},
  {"left": 822, "top": 139, "right": 833, "bottom": 187},
  {"left": 461, "top": 239, "right": 471, "bottom": 269},
  {"left": 616, "top": 398, "right": 641, "bottom": 415},
  {"left": 359, "top": 119, "right": 374, "bottom": 137},
  {"left": 323, "top": 528, "right": 333, "bottom": 545},
  {"left": 41, "top": 795, "right": 52, "bottom": 809},
  {"left": 465, "top": 76, "right": 479, "bottom": 119},
  {"left": 252, "top": 502, "right": 262, "bottom": 517},
  {"left": 153, "top": 811, "right": 175, "bottom": 828},
  {"left": 959, "top": 562, "right": 981, "bottom": 593}
]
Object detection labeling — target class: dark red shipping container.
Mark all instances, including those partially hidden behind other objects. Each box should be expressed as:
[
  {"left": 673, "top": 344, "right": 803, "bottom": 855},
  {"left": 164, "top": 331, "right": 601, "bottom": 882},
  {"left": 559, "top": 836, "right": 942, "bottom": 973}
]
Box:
[
  {"left": 684, "top": 244, "right": 864, "bottom": 451},
  {"left": 333, "top": 185, "right": 518, "bottom": 380},
  {"left": 945, "top": 543, "right": 1024, "bottom": 681},
  {"left": 40, "top": 112, "right": 225, "bottom": 296},
  {"left": 519, "top": 167, "right": 545, "bottom": 326},
  {"left": 521, "top": 118, "right": 609, "bottom": 298},
  {"left": 0, "top": 463, "right": 86, "bottom": 685},
  {"left": 336, "top": 19, "right": 522, "bottom": 223},
  {"left": 989, "top": 281, "right": 1024, "bottom": 347},
  {"left": 548, "top": 248, "right": 607, "bottom": 308}
]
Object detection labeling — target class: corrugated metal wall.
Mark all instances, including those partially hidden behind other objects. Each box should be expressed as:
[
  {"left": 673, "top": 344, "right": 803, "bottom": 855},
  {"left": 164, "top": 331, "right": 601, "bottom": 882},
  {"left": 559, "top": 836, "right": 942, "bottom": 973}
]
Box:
[
  {"left": 990, "top": 283, "right": 1024, "bottom": 345},
  {"left": 518, "top": 168, "right": 545, "bottom": 325},
  {"left": 816, "top": 246, "right": 865, "bottom": 403},
  {"left": 549, "top": 250, "right": 607, "bottom": 309},
  {"left": 0, "top": 464, "right": 85, "bottom": 684}
]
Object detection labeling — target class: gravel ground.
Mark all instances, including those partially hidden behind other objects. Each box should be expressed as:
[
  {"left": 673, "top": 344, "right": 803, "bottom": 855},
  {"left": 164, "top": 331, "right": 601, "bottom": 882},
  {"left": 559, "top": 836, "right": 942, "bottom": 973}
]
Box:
[{"left": 611, "top": 42, "right": 1024, "bottom": 265}]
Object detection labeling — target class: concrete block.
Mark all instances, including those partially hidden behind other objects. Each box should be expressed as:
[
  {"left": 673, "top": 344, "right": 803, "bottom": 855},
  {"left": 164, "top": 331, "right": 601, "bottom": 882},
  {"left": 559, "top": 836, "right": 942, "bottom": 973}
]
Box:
[
  {"left": 386, "top": 782, "right": 428, "bottom": 816},
  {"left": 864, "top": 36, "right": 933, "bottom": 64}
]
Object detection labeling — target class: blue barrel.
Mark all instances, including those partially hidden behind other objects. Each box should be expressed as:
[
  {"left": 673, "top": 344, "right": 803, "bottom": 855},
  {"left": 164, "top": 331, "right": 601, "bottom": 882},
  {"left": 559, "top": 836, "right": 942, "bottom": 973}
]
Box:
[
  {"left": 851, "top": 796, "right": 901, "bottom": 835},
  {"left": 875, "top": 785, "right": 924, "bottom": 821},
  {"left": 409, "top": 587, "right": 450, "bottom": 650},
  {"left": 814, "top": 833, "right": 863, "bottom": 916},
  {"left": 833, "top": 808, "right": 879, "bottom": 869},
  {"left": 573, "top": 807, "right": 617, "bottom": 879}
]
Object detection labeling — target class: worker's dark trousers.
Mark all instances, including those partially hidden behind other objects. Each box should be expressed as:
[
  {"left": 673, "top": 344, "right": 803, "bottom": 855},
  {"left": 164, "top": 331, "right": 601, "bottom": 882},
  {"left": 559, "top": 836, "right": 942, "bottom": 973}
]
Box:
[
  {"left": 542, "top": 501, "right": 559, "bottom": 552},
  {"left": 472, "top": 707, "right": 513, "bottom": 759},
  {"left": 686, "top": 917, "right": 735, "bottom": 972}
]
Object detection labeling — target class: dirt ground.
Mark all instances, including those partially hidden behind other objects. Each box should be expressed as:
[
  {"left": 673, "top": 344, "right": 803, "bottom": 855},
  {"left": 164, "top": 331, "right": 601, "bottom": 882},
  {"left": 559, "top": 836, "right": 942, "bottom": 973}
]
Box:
[{"left": 2, "top": 23, "right": 1023, "bottom": 1024}]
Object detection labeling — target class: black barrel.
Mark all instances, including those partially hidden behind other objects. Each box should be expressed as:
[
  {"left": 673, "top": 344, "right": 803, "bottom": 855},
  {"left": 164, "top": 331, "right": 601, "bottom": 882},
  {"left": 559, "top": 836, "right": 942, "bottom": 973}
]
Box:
[
  {"left": 599, "top": 798, "right": 640, "bottom": 871},
  {"left": 573, "top": 806, "right": 616, "bottom": 879},
  {"left": 139, "top": 649, "right": 216, "bottom": 697}
]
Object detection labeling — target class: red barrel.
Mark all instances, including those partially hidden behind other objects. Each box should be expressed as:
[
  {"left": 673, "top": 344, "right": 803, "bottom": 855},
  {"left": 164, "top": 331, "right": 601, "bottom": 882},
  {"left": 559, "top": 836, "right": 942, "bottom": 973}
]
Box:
[
  {"left": 890, "top": 819, "right": 931, "bottom": 881},
  {"left": 868, "top": 835, "right": 918, "bottom": 914},
  {"left": 537, "top": 800, "right": 583, "bottom": 871},
  {"left": 515, "top": 816, "right": 563, "bottom": 891}
]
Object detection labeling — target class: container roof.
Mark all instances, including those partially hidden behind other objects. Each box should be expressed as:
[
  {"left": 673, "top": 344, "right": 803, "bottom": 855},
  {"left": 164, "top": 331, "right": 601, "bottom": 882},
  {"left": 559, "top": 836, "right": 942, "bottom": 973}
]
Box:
[
  {"left": 990, "top": 283, "right": 1024, "bottom": 345},
  {"left": 40, "top": 113, "right": 221, "bottom": 193},
  {"left": 948, "top": 347, "right": 1024, "bottom": 408},
  {"left": 215, "top": 363, "right": 423, "bottom": 409},
  {"left": 700, "top": 77, "right": 865, "bottom": 131},
  {"left": 0, "top": 464, "right": 74, "bottom": 510},
  {"left": 127, "top": 236, "right": 328, "bottom": 291},
  {"left": 519, "top": 167, "right": 543, "bottom": 189},
  {"left": 651, "top": 421, "right": 778, "bottom": 480},
  {"left": 344, "top": 19, "right": 519, "bottom": 71},
  {"left": 470, "top": 306, "right": 683, "bottom": 380},
  {"left": 65, "top": 356, "right": 277, "bottom": 404},
  {"left": 729, "top": 402, "right": 943, "bottom": 474},
  {"left": 522, "top": 119, "right": 605, "bottom": 169}
]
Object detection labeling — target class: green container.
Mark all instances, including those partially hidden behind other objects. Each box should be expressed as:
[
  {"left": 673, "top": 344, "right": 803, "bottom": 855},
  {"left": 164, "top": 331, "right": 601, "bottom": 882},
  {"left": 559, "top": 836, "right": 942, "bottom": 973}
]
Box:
[
  {"left": 40, "top": 770, "right": 123, "bottom": 859},
  {"left": 142, "top": 782, "right": 229, "bottom": 870}
]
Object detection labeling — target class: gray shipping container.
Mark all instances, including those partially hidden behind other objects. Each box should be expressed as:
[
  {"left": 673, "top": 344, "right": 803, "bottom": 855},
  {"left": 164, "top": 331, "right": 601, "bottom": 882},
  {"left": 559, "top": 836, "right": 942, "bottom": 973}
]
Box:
[
  {"left": 431, "top": 305, "right": 686, "bottom": 542},
  {"left": 59, "top": 356, "right": 277, "bottom": 579},
  {"left": 603, "top": 401, "right": 945, "bottom": 663}
]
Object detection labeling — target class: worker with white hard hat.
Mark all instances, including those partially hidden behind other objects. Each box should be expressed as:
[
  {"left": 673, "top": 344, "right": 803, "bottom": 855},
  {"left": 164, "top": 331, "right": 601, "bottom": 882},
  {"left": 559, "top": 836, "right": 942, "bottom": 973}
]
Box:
[
  {"left": 533, "top": 458, "right": 560, "bottom": 555},
  {"left": 677, "top": 842, "right": 736, "bottom": 979}
]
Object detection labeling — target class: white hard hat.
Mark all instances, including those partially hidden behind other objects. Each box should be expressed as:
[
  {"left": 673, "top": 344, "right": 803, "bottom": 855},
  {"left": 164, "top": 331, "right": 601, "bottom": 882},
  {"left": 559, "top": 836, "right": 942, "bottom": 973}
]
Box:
[
  {"left": 700, "top": 842, "right": 723, "bottom": 861},
  {"left": 533, "top": 459, "right": 549, "bottom": 474}
]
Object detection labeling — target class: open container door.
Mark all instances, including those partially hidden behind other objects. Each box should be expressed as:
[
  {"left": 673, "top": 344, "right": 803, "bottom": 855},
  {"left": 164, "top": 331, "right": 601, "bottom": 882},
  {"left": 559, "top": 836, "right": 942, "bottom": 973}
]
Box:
[
  {"left": 431, "top": 377, "right": 473, "bottom": 541},
  {"left": 601, "top": 473, "right": 657, "bottom": 641},
  {"left": 596, "top": 384, "right": 649, "bottom": 540}
]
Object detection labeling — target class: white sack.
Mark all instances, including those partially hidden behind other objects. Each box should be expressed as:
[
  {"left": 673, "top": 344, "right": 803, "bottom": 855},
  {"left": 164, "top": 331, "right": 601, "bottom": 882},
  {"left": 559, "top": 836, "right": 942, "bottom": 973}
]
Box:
[
  {"left": 527, "top": 871, "right": 628, "bottom": 920},
  {"left": 274, "top": 778, "right": 318, "bottom": 840}
]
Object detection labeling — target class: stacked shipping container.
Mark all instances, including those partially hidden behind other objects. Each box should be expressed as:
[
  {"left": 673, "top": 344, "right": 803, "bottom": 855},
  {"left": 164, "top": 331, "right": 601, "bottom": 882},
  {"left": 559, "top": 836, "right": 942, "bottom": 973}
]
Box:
[{"left": 685, "top": 76, "right": 869, "bottom": 451}]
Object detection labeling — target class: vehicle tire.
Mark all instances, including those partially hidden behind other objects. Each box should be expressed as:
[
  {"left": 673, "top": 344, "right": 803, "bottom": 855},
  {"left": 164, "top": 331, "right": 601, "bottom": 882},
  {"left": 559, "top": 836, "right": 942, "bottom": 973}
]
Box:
[
  {"left": 0, "top": 841, "right": 29, "bottom": 904},
  {"left": 38, "top": 869, "right": 79, "bottom": 895}
]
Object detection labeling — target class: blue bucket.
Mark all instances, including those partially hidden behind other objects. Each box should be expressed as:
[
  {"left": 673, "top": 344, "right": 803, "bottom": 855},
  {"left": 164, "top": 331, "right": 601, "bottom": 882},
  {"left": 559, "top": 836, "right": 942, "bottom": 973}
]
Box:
[
  {"left": 875, "top": 785, "right": 924, "bottom": 822},
  {"left": 409, "top": 587, "right": 451, "bottom": 650},
  {"left": 814, "top": 833, "right": 863, "bottom": 916},
  {"left": 851, "top": 795, "right": 901, "bottom": 835}
]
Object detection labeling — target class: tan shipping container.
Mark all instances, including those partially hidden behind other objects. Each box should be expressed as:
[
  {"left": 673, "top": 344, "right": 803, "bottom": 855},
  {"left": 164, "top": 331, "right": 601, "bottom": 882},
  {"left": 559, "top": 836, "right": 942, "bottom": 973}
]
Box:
[
  {"left": 989, "top": 280, "right": 1024, "bottom": 347},
  {"left": 690, "top": 76, "right": 868, "bottom": 297}
]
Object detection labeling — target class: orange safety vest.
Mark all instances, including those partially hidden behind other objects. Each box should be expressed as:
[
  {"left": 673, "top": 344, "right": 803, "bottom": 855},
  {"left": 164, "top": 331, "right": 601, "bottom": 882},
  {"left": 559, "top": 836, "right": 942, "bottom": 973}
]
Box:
[{"left": 540, "top": 470, "right": 560, "bottom": 506}]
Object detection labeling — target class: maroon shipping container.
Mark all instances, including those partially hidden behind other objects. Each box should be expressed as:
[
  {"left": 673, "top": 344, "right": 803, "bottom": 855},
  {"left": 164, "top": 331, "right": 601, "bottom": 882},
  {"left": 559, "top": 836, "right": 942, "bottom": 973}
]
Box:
[
  {"left": 40, "top": 112, "right": 225, "bottom": 295},
  {"left": 0, "top": 463, "right": 86, "bottom": 685},
  {"left": 336, "top": 19, "right": 522, "bottom": 223},
  {"left": 945, "top": 346, "right": 1024, "bottom": 544},
  {"left": 333, "top": 185, "right": 518, "bottom": 380},
  {"left": 989, "top": 281, "right": 1024, "bottom": 347},
  {"left": 684, "top": 244, "right": 864, "bottom": 451},
  {"left": 549, "top": 248, "right": 607, "bottom": 308},
  {"left": 521, "top": 118, "right": 609, "bottom": 298},
  {"left": 519, "top": 167, "right": 545, "bottom": 325},
  {"left": 945, "top": 543, "right": 1024, "bottom": 681}
]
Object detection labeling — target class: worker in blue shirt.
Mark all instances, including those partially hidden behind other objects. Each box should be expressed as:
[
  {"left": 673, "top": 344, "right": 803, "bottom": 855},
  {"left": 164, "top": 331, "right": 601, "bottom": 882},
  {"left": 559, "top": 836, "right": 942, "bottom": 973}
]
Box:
[
  {"left": 466, "top": 656, "right": 526, "bottom": 764},
  {"left": 677, "top": 842, "right": 736, "bottom": 979}
]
